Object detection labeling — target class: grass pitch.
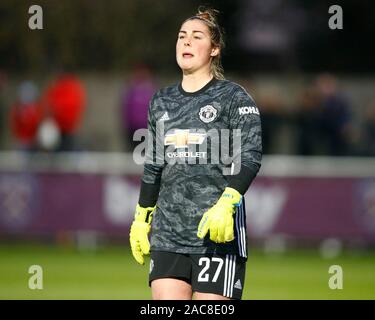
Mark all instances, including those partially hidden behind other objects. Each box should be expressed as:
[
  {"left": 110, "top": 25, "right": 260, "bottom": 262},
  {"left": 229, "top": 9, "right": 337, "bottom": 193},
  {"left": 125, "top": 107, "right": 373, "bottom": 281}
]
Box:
[{"left": 0, "top": 243, "right": 374, "bottom": 300}]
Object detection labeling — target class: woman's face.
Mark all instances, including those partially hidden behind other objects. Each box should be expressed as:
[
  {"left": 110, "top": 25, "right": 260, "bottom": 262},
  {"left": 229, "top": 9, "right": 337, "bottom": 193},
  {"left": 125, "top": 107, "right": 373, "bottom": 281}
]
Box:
[{"left": 176, "top": 19, "right": 219, "bottom": 75}]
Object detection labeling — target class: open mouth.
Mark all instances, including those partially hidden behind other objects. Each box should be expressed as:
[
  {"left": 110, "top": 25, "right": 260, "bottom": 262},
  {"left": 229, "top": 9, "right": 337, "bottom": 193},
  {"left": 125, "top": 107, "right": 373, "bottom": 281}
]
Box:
[{"left": 182, "top": 53, "right": 194, "bottom": 58}]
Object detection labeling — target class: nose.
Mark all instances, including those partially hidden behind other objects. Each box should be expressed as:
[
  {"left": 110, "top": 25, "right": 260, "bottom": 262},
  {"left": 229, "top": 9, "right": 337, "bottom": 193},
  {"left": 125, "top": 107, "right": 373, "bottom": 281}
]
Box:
[{"left": 184, "top": 37, "right": 191, "bottom": 46}]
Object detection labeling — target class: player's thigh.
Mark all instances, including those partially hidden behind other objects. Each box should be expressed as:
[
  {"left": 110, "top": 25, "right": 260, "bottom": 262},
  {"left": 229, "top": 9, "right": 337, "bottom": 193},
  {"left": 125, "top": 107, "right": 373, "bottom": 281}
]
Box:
[
  {"left": 194, "top": 291, "right": 230, "bottom": 300},
  {"left": 191, "top": 253, "right": 246, "bottom": 300},
  {"left": 149, "top": 251, "right": 193, "bottom": 300},
  {"left": 151, "top": 278, "right": 192, "bottom": 300}
]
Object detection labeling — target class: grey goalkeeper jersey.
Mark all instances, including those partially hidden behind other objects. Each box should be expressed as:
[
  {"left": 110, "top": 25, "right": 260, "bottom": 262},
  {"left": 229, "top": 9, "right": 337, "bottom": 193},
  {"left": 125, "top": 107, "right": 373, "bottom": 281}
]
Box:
[{"left": 142, "top": 78, "right": 262, "bottom": 257}]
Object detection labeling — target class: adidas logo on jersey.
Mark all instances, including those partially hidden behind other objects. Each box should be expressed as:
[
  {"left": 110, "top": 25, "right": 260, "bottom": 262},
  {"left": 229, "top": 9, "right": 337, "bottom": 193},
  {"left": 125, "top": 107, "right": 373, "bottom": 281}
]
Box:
[
  {"left": 160, "top": 112, "right": 169, "bottom": 121},
  {"left": 234, "top": 279, "right": 242, "bottom": 290},
  {"left": 238, "top": 106, "right": 259, "bottom": 115}
]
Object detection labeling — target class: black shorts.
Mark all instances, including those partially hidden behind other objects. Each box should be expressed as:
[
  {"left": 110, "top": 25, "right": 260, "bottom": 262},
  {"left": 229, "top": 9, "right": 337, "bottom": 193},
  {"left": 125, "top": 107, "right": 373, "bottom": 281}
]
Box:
[{"left": 149, "top": 251, "right": 246, "bottom": 300}]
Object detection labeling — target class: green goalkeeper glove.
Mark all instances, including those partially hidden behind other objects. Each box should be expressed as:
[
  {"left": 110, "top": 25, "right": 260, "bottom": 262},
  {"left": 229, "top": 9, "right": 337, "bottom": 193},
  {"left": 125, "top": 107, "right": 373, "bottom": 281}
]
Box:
[
  {"left": 197, "top": 187, "right": 242, "bottom": 243},
  {"left": 129, "top": 204, "right": 155, "bottom": 265}
]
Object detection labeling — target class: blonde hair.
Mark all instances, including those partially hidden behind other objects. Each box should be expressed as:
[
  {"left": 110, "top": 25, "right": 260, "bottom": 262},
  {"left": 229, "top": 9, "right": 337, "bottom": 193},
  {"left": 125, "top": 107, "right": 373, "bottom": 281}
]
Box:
[{"left": 184, "top": 7, "right": 225, "bottom": 80}]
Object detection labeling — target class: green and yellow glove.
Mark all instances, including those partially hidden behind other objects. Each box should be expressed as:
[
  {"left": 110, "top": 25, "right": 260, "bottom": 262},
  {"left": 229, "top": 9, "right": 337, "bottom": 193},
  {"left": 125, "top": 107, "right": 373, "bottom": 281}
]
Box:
[
  {"left": 197, "top": 187, "right": 242, "bottom": 243},
  {"left": 129, "top": 204, "right": 155, "bottom": 265}
]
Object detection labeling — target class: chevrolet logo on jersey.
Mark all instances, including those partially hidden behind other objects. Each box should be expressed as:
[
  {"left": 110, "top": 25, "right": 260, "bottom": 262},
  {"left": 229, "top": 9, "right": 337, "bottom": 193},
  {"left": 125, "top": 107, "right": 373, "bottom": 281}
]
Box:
[{"left": 164, "top": 129, "right": 206, "bottom": 149}]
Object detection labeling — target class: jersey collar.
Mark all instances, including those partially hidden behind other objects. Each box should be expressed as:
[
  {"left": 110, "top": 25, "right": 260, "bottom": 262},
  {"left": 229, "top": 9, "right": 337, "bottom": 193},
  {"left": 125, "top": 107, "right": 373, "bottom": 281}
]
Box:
[{"left": 178, "top": 77, "right": 218, "bottom": 97}]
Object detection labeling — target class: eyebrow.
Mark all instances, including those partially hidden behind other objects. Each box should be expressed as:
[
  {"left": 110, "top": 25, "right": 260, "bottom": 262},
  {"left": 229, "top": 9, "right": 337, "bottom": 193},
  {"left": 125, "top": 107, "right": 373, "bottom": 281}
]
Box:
[{"left": 178, "top": 30, "right": 205, "bottom": 34}]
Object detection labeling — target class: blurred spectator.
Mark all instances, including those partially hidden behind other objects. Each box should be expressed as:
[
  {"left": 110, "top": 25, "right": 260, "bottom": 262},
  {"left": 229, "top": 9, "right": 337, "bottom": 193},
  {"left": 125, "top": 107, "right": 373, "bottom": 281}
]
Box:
[
  {"left": 9, "top": 81, "right": 42, "bottom": 151},
  {"left": 315, "top": 73, "right": 352, "bottom": 156},
  {"left": 120, "top": 63, "right": 157, "bottom": 151},
  {"left": 0, "top": 71, "right": 7, "bottom": 149},
  {"left": 42, "top": 73, "right": 86, "bottom": 151},
  {"left": 36, "top": 117, "right": 62, "bottom": 152},
  {"left": 362, "top": 100, "right": 375, "bottom": 156},
  {"left": 257, "top": 89, "right": 284, "bottom": 154},
  {"left": 295, "top": 86, "right": 321, "bottom": 155}
]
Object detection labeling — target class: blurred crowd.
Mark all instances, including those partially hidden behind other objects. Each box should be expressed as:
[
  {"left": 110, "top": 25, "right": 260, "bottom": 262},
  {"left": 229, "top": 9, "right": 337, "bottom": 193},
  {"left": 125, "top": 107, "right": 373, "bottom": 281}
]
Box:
[
  {"left": 0, "top": 1, "right": 373, "bottom": 156},
  {"left": 0, "top": 69, "right": 374, "bottom": 157},
  {"left": 120, "top": 64, "right": 158, "bottom": 151},
  {"left": 259, "top": 73, "right": 366, "bottom": 156},
  {"left": 0, "top": 72, "right": 86, "bottom": 152}
]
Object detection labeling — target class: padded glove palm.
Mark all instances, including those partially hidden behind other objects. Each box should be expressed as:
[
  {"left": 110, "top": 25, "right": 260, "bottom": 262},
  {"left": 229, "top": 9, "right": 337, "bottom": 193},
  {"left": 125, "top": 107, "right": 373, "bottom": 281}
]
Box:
[
  {"left": 129, "top": 204, "right": 155, "bottom": 265},
  {"left": 197, "top": 187, "right": 242, "bottom": 243}
]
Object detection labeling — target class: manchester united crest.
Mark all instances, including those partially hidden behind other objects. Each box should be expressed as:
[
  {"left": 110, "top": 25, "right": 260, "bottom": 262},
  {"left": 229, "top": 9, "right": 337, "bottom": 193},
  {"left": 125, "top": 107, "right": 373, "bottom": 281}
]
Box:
[{"left": 199, "top": 105, "right": 218, "bottom": 123}]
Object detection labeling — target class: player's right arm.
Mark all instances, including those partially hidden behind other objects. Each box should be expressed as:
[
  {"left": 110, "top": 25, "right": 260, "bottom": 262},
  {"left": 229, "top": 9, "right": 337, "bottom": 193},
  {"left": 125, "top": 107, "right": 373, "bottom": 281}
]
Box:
[{"left": 130, "top": 94, "right": 164, "bottom": 265}]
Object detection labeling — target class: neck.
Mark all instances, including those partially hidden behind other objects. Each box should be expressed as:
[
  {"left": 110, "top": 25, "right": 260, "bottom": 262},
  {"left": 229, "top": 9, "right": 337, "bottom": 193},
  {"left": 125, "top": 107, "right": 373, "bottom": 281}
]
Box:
[{"left": 181, "top": 68, "right": 214, "bottom": 93}]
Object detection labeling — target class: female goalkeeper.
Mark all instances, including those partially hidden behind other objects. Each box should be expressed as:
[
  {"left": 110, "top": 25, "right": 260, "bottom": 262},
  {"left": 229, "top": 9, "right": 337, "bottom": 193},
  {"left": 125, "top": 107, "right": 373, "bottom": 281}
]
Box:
[{"left": 129, "top": 7, "right": 262, "bottom": 300}]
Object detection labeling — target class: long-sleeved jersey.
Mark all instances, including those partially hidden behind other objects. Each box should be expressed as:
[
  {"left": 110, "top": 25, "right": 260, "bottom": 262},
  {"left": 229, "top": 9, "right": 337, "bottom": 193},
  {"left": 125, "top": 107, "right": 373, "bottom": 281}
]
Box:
[{"left": 141, "top": 78, "right": 262, "bottom": 258}]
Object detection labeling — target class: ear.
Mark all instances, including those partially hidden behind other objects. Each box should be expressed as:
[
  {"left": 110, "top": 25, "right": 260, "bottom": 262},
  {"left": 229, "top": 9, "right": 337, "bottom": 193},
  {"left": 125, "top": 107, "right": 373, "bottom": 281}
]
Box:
[{"left": 210, "top": 47, "right": 220, "bottom": 57}]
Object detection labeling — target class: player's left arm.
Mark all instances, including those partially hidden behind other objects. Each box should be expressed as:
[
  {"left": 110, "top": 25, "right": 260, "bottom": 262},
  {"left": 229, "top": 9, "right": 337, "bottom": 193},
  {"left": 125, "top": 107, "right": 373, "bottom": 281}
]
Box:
[
  {"left": 226, "top": 86, "right": 263, "bottom": 194},
  {"left": 197, "top": 87, "right": 262, "bottom": 243}
]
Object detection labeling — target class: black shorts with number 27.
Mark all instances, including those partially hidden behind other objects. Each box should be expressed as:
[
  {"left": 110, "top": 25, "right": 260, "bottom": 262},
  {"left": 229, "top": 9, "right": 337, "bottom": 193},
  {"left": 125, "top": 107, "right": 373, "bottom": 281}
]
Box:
[{"left": 149, "top": 251, "right": 246, "bottom": 300}]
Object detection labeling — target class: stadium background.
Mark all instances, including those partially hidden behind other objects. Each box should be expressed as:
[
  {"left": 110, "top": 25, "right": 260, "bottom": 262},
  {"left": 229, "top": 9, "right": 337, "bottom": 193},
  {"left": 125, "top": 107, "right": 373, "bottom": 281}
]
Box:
[{"left": 0, "top": 0, "right": 375, "bottom": 299}]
